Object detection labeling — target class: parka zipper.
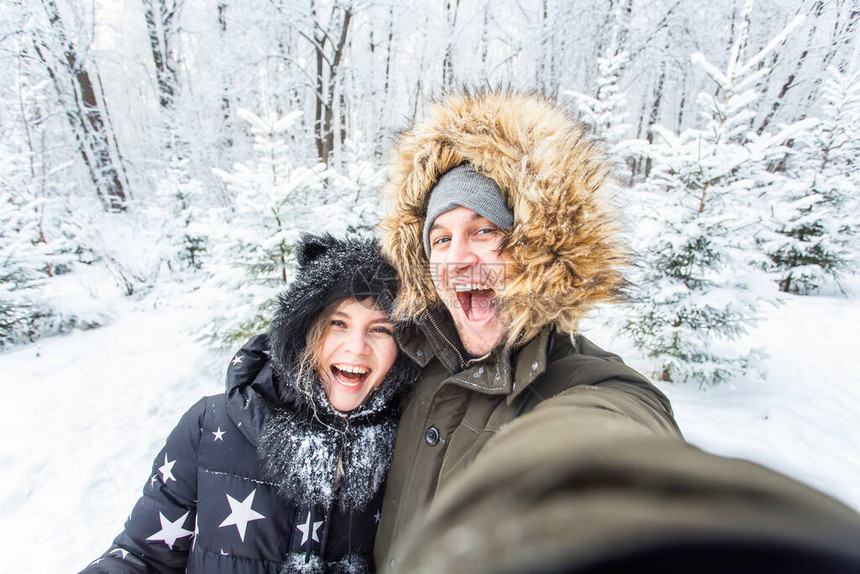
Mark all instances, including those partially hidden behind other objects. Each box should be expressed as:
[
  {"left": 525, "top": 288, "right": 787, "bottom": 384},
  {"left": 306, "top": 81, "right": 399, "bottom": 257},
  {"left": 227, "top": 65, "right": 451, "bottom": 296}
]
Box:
[
  {"left": 426, "top": 310, "right": 495, "bottom": 371},
  {"left": 426, "top": 311, "right": 466, "bottom": 369}
]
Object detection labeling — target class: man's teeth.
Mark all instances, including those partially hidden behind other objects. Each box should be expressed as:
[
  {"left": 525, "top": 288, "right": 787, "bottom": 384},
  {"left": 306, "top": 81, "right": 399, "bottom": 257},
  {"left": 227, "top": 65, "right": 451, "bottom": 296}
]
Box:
[
  {"left": 454, "top": 283, "right": 492, "bottom": 292},
  {"left": 334, "top": 364, "right": 369, "bottom": 374}
]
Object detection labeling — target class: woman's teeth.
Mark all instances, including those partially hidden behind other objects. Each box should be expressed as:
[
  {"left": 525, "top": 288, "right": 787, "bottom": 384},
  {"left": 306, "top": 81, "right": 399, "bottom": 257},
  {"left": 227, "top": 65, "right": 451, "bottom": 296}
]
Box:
[
  {"left": 334, "top": 364, "right": 369, "bottom": 374},
  {"left": 331, "top": 364, "right": 370, "bottom": 386}
]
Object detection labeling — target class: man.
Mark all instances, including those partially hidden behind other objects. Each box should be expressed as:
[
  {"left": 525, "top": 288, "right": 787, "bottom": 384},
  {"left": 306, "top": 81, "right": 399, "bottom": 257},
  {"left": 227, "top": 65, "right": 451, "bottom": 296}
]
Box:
[{"left": 375, "top": 89, "right": 860, "bottom": 573}]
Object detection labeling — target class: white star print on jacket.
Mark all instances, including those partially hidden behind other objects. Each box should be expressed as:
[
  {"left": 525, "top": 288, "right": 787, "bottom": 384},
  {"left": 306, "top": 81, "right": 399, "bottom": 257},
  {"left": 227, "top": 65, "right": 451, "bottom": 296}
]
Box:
[
  {"left": 158, "top": 453, "right": 176, "bottom": 483},
  {"left": 296, "top": 510, "right": 324, "bottom": 548},
  {"left": 146, "top": 511, "right": 194, "bottom": 549},
  {"left": 219, "top": 489, "right": 266, "bottom": 542}
]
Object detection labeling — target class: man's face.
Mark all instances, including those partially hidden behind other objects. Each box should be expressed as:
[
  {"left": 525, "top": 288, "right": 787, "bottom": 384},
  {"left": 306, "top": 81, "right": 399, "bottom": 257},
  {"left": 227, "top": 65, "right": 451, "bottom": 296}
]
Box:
[{"left": 427, "top": 206, "right": 509, "bottom": 356}]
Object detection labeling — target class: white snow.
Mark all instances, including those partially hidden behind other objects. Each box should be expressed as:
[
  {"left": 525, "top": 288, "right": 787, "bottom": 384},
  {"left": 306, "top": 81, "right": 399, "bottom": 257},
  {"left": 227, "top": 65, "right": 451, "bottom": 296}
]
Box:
[{"left": 1, "top": 280, "right": 859, "bottom": 572}]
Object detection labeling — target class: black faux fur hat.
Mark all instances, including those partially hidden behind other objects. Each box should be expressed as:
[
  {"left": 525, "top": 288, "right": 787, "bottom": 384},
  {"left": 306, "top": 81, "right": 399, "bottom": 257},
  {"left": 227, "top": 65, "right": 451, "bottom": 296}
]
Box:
[{"left": 267, "top": 233, "right": 414, "bottom": 420}]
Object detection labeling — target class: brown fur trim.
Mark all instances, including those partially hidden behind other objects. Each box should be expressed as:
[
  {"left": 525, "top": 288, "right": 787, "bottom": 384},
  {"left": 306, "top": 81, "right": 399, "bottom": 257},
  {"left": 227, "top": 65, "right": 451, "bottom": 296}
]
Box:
[{"left": 379, "top": 89, "right": 629, "bottom": 347}]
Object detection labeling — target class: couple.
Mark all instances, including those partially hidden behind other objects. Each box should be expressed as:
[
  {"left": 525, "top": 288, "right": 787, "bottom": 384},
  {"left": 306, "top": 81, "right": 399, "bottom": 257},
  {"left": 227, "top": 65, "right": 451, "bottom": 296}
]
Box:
[{"left": 83, "top": 90, "right": 860, "bottom": 574}]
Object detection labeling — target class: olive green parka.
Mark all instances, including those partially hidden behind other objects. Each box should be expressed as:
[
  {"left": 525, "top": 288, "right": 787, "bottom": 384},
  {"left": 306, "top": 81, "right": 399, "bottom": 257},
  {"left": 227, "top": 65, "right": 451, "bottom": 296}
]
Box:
[
  {"left": 375, "top": 314, "right": 682, "bottom": 570},
  {"left": 375, "top": 89, "right": 683, "bottom": 568},
  {"left": 375, "top": 89, "right": 860, "bottom": 574}
]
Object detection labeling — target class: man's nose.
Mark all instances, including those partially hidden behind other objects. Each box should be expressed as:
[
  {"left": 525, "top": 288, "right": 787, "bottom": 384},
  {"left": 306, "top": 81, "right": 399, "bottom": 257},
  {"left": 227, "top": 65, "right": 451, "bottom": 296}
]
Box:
[{"left": 447, "top": 235, "right": 479, "bottom": 272}]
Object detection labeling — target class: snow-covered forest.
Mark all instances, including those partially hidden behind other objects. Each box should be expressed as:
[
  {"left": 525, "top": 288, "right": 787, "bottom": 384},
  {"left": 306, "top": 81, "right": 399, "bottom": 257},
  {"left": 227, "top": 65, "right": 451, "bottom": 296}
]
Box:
[
  {"left": 1, "top": 0, "right": 860, "bottom": 569},
  {"left": 3, "top": 0, "right": 859, "bottom": 365},
  {"left": 3, "top": 0, "right": 858, "bottom": 381}
]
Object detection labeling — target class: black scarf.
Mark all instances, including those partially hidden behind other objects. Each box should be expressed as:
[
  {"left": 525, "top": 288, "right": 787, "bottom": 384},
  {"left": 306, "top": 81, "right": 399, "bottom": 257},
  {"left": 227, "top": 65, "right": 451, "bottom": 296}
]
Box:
[{"left": 258, "top": 355, "right": 413, "bottom": 510}]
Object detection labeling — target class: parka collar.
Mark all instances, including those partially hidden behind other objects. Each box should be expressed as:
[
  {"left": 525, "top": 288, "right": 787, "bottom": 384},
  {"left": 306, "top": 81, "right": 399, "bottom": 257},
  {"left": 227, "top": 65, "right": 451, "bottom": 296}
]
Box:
[{"left": 396, "top": 308, "right": 550, "bottom": 403}]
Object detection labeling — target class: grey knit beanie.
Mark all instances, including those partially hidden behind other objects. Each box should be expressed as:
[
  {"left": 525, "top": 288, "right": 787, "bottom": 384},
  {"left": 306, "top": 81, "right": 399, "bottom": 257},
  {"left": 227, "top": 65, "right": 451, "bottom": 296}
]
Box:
[{"left": 422, "top": 163, "right": 514, "bottom": 257}]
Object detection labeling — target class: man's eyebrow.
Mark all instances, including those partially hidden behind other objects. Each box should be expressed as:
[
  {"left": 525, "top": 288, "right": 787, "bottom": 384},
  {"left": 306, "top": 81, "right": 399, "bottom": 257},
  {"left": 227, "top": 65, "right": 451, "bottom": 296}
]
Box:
[
  {"left": 428, "top": 220, "right": 447, "bottom": 235},
  {"left": 428, "top": 211, "right": 487, "bottom": 234}
]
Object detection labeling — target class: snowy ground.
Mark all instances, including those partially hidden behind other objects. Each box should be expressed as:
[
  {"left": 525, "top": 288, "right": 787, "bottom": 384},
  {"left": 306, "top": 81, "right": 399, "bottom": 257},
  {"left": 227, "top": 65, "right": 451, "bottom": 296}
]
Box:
[{"left": 1, "top": 281, "right": 859, "bottom": 572}]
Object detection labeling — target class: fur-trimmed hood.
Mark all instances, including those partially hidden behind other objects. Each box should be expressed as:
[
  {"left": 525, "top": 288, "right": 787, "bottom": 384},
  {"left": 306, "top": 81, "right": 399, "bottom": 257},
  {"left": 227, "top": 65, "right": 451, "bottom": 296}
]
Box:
[
  {"left": 268, "top": 233, "right": 416, "bottom": 423},
  {"left": 258, "top": 234, "right": 419, "bottom": 514},
  {"left": 379, "top": 89, "right": 628, "bottom": 346}
]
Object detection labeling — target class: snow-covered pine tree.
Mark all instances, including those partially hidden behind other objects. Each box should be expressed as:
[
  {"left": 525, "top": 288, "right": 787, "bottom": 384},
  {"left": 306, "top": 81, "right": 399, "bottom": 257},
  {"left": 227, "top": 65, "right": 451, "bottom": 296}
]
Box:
[
  {"left": 622, "top": 5, "right": 803, "bottom": 385},
  {"left": 0, "top": 66, "right": 82, "bottom": 346},
  {"left": 202, "top": 108, "right": 329, "bottom": 348},
  {"left": 147, "top": 153, "right": 208, "bottom": 273},
  {"left": 564, "top": 21, "right": 630, "bottom": 155},
  {"left": 760, "top": 66, "right": 859, "bottom": 294},
  {"left": 0, "top": 192, "right": 53, "bottom": 347},
  {"left": 317, "top": 137, "right": 387, "bottom": 237}
]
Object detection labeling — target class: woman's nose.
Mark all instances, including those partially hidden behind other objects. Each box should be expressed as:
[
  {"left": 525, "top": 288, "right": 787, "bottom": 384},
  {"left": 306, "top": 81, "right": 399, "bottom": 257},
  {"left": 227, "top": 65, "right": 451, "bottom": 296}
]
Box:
[{"left": 344, "top": 330, "right": 371, "bottom": 355}]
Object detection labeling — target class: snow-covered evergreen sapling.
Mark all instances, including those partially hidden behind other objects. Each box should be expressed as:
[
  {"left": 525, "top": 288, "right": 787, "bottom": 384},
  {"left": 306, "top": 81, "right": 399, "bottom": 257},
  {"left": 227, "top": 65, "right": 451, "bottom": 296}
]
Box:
[
  {"left": 759, "top": 66, "right": 859, "bottom": 294},
  {"left": 1, "top": 193, "right": 46, "bottom": 346},
  {"left": 622, "top": 7, "right": 802, "bottom": 385},
  {"left": 0, "top": 190, "right": 74, "bottom": 346},
  {"left": 204, "top": 109, "right": 330, "bottom": 347},
  {"left": 149, "top": 153, "right": 208, "bottom": 272},
  {"left": 316, "top": 137, "right": 386, "bottom": 237},
  {"left": 564, "top": 22, "right": 630, "bottom": 166}
]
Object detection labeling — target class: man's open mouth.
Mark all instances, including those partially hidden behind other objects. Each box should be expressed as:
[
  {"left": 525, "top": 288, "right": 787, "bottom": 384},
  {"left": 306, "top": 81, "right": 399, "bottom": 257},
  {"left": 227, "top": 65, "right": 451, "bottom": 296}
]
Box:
[
  {"left": 330, "top": 364, "right": 370, "bottom": 387},
  {"left": 454, "top": 283, "right": 496, "bottom": 321}
]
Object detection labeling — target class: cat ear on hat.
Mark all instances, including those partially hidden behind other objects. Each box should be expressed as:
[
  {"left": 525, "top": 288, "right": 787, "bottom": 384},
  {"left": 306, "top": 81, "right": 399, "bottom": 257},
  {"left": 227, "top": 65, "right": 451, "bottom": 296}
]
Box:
[{"left": 296, "top": 233, "right": 338, "bottom": 267}]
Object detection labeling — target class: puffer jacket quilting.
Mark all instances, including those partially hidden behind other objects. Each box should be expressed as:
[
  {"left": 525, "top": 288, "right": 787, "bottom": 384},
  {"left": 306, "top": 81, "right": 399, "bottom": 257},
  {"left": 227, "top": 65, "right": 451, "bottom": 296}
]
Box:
[{"left": 82, "top": 335, "right": 383, "bottom": 574}]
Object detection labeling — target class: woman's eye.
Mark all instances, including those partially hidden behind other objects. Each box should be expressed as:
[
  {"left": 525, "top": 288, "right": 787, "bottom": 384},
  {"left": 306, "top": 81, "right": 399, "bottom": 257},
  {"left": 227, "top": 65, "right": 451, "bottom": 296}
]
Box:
[
  {"left": 330, "top": 319, "right": 347, "bottom": 328},
  {"left": 371, "top": 326, "right": 393, "bottom": 336}
]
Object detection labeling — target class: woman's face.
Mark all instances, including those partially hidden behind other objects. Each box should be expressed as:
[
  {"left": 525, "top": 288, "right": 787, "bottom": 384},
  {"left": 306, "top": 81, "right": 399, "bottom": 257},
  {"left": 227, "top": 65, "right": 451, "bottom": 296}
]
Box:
[{"left": 317, "top": 298, "right": 398, "bottom": 413}]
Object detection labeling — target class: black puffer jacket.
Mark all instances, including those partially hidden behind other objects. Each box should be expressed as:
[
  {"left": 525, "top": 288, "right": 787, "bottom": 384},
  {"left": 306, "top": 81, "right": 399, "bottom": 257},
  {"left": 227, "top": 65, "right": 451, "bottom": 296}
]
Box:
[{"left": 81, "top": 235, "right": 417, "bottom": 574}]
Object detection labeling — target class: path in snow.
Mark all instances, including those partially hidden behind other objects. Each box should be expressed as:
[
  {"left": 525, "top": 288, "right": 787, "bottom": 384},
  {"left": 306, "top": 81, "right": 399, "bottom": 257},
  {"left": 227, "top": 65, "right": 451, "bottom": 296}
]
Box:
[{"left": 0, "top": 296, "right": 223, "bottom": 572}]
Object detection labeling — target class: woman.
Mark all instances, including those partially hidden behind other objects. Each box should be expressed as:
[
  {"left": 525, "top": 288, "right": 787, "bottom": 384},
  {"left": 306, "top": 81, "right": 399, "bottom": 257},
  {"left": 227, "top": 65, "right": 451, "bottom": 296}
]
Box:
[{"left": 81, "top": 234, "right": 418, "bottom": 574}]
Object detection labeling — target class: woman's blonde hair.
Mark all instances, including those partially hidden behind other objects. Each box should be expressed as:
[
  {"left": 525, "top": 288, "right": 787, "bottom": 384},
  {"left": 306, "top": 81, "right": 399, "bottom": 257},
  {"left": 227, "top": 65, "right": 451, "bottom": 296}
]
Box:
[{"left": 294, "top": 300, "right": 339, "bottom": 399}]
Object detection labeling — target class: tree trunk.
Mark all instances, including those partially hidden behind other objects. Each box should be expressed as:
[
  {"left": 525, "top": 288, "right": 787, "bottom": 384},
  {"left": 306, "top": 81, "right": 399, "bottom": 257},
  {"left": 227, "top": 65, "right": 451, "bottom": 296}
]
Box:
[
  {"left": 442, "top": 0, "right": 460, "bottom": 91},
  {"left": 644, "top": 58, "right": 667, "bottom": 178},
  {"left": 480, "top": 4, "right": 489, "bottom": 69},
  {"left": 308, "top": 1, "right": 352, "bottom": 164},
  {"left": 757, "top": 0, "right": 821, "bottom": 134},
  {"left": 217, "top": 1, "right": 232, "bottom": 149},
  {"left": 142, "top": 0, "right": 188, "bottom": 164},
  {"left": 37, "top": 0, "right": 128, "bottom": 211},
  {"left": 142, "top": 0, "right": 183, "bottom": 111}
]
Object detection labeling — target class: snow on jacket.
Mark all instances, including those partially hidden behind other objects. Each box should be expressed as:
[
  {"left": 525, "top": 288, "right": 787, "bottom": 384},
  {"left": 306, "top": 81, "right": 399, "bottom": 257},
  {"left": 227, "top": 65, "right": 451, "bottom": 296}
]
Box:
[{"left": 81, "top": 235, "right": 418, "bottom": 574}]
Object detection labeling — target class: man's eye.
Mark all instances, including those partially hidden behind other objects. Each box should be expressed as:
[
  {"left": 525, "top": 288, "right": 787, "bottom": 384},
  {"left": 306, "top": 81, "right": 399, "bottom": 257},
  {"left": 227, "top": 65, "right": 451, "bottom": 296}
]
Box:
[{"left": 432, "top": 236, "right": 450, "bottom": 246}]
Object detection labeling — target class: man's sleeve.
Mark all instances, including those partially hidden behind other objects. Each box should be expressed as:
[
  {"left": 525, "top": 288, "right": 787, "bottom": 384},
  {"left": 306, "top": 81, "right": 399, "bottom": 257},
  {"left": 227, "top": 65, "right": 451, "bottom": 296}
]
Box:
[
  {"left": 520, "top": 339, "right": 685, "bottom": 443},
  {"left": 80, "top": 398, "right": 206, "bottom": 574},
  {"left": 386, "top": 390, "right": 860, "bottom": 574}
]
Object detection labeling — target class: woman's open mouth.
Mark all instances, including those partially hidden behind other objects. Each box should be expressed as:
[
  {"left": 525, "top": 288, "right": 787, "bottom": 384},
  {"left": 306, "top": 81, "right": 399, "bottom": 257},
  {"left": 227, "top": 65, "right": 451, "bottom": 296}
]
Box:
[
  {"left": 330, "top": 364, "right": 371, "bottom": 389},
  {"left": 454, "top": 283, "right": 496, "bottom": 322}
]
